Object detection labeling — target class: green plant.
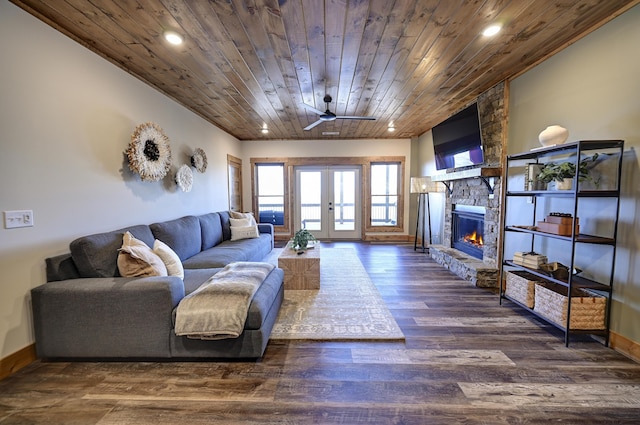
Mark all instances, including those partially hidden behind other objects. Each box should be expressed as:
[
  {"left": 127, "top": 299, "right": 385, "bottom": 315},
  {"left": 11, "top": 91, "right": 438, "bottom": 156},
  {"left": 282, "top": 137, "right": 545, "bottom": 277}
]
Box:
[
  {"left": 291, "top": 228, "right": 317, "bottom": 251},
  {"left": 537, "top": 154, "right": 599, "bottom": 185},
  {"left": 537, "top": 162, "right": 575, "bottom": 183}
]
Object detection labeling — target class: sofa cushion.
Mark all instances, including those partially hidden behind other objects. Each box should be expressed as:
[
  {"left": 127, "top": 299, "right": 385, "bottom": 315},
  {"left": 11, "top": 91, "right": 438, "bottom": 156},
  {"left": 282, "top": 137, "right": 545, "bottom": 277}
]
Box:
[
  {"left": 219, "top": 211, "right": 232, "bottom": 241},
  {"left": 182, "top": 268, "right": 223, "bottom": 295},
  {"left": 117, "top": 231, "right": 168, "bottom": 277},
  {"left": 182, "top": 245, "right": 247, "bottom": 269},
  {"left": 70, "top": 224, "right": 155, "bottom": 278},
  {"left": 182, "top": 234, "right": 273, "bottom": 269},
  {"left": 176, "top": 267, "right": 284, "bottom": 331},
  {"left": 150, "top": 216, "right": 202, "bottom": 261},
  {"left": 198, "top": 213, "right": 223, "bottom": 251},
  {"left": 46, "top": 253, "right": 80, "bottom": 282},
  {"left": 244, "top": 267, "right": 284, "bottom": 330}
]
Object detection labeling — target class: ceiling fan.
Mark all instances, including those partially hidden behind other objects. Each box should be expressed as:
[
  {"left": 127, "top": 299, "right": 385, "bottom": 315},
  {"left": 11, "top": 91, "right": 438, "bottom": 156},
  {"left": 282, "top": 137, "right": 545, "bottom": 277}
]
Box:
[{"left": 302, "top": 95, "right": 376, "bottom": 130}]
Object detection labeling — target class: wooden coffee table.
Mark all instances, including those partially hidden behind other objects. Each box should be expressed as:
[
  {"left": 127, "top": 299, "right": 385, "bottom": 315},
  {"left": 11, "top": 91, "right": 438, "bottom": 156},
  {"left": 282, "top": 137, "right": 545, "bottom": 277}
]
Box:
[{"left": 277, "top": 242, "right": 320, "bottom": 290}]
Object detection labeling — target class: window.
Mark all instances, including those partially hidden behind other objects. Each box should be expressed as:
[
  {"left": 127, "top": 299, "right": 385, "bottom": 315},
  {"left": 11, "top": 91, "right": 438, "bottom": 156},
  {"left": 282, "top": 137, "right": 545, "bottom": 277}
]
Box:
[
  {"left": 370, "top": 162, "right": 401, "bottom": 228},
  {"left": 251, "top": 156, "right": 405, "bottom": 238},
  {"left": 255, "top": 163, "right": 285, "bottom": 226}
]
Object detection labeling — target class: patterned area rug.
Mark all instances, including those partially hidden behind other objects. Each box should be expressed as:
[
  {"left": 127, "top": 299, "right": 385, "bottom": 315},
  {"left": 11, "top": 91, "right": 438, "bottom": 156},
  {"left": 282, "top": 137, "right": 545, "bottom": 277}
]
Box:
[{"left": 268, "top": 247, "right": 405, "bottom": 341}]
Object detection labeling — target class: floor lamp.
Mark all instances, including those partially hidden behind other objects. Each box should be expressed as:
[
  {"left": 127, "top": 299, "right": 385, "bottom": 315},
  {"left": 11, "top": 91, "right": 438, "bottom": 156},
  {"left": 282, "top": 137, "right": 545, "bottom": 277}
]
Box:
[{"left": 411, "top": 177, "right": 438, "bottom": 252}]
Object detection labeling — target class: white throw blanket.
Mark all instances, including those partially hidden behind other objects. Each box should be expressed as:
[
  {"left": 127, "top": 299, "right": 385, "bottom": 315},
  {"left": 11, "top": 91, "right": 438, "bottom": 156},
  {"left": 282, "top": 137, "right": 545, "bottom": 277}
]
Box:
[{"left": 174, "top": 262, "right": 275, "bottom": 340}]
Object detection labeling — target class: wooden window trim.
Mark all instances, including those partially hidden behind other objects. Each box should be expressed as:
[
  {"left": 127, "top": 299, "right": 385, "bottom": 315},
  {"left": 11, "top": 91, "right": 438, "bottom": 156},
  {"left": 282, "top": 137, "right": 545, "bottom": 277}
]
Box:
[
  {"left": 365, "top": 159, "right": 405, "bottom": 233},
  {"left": 251, "top": 159, "right": 290, "bottom": 234},
  {"left": 251, "top": 156, "right": 405, "bottom": 238}
]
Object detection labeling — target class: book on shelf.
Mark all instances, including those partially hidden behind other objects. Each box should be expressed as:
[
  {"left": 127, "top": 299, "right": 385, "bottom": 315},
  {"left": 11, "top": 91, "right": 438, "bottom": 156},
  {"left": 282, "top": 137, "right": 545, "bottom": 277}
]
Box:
[
  {"left": 513, "top": 251, "right": 548, "bottom": 269},
  {"left": 524, "top": 163, "right": 545, "bottom": 191}
]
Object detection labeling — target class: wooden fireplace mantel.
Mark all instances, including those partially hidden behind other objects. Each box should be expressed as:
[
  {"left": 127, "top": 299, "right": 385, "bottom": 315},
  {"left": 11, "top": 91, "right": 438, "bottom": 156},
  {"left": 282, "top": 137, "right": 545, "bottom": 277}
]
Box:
[
  {"left": 430, "top": 166, "right": 501, "bottom": 182},
  {"left": 430, "top": 166, "right": 502, "bottom": 195}
]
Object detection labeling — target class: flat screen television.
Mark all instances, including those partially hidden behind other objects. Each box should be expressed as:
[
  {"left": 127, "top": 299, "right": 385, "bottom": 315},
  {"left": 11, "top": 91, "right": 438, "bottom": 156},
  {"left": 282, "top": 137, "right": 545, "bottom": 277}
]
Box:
[{"left": 432, "top": 103, "right": 484, "bottom": 170}]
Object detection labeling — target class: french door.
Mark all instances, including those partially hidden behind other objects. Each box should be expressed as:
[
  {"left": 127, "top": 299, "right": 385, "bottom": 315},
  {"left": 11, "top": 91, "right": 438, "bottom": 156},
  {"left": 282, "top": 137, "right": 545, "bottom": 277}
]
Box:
[{"left": 294, "top": 166, "right": 361, "bottom": 240}]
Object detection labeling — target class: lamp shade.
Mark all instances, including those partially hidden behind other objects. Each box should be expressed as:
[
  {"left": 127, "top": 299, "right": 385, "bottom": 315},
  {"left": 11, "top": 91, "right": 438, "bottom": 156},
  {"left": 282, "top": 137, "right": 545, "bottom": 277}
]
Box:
[{"left": 410, "top": 176, "right": 440, "bottom": 193}]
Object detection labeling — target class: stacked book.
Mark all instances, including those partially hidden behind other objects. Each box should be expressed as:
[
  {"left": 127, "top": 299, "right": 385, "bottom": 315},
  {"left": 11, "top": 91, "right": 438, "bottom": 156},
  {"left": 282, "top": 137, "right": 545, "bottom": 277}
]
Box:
[{"left": 513, "top": 251, "right": 548, "bottom": 269}]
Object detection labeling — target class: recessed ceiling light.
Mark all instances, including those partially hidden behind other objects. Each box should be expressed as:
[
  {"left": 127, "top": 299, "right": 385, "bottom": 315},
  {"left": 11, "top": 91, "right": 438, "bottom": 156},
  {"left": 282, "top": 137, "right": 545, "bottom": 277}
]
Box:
[
  {"left": 482, "top": 24, "right": 502, "bottom": 37},
  {"left": 322, "top": 131, "right": 339, "bottom": 136},
  {"left": 164, "top": 31, "right": 184, "bottom": 45},
  {"left": 261, "top": 128, "right": 269, "bottom": 134},
  {"left": 388, "top": 127, "right": 396, "bottom": 132}
]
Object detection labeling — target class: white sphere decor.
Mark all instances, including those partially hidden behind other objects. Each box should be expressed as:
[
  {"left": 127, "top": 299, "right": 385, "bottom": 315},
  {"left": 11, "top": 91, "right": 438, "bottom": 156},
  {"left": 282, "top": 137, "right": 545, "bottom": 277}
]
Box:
[{"left": 538, "top": 125, "right": 569, "bottom": 147}]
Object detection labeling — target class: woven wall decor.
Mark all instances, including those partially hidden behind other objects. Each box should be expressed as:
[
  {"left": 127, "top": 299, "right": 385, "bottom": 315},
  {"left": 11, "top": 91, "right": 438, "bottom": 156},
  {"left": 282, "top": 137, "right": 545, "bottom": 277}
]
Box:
[
  {"left": 176, "top": 164, "right": 193, "bottom": 192},
  {"left": 191, "top": 147, "right": 207, "bottom": 173},
  {"left": 127, "top": 122, "right": 172, "bottom": 182}
]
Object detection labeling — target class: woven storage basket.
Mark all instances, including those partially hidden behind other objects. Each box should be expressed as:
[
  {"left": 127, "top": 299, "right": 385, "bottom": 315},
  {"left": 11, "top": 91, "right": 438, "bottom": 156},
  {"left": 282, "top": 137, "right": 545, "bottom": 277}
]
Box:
[
  {"left": 533, "top": 282, "right": 606, "bottom": 330},
  {"left": 505, "top": 271, "right": 546, "bottom": 308}
]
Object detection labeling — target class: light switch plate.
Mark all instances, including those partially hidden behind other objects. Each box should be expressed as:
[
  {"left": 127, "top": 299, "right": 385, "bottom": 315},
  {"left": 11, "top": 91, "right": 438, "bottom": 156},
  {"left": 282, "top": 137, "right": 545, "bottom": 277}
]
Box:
[{"left": 4, "top": 210, "right": 34, "bottom": 229}]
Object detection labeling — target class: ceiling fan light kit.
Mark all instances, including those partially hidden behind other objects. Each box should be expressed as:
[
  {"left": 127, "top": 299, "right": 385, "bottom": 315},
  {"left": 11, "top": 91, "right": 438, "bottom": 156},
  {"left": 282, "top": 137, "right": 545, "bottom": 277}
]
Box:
[{"left": 303, "top": 95, "right": 376, "bottom": 131}]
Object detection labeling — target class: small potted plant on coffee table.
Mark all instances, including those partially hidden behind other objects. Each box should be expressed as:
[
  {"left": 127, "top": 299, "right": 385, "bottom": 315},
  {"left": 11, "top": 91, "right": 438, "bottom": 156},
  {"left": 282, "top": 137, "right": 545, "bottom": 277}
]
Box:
[{"left": 290, "top": 229, "right": 317, "bottom": 252}]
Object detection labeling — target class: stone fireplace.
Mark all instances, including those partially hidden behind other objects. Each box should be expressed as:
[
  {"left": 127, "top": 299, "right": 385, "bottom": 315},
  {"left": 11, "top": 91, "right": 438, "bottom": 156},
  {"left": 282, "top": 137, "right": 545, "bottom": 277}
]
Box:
[
  {"left": 427, "top": 83, "right": 505, "bottom": 289},
  {"left": 429, "top": 175, "right": 501, "bottom": 288}
]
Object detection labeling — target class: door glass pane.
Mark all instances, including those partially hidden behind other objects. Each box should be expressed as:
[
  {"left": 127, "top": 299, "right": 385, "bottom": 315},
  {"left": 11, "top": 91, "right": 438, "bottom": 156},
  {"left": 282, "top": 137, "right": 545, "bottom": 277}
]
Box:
[
  {"left": 256, "top": 164, "right": 284, "bottom": 225},
  {"left": 300, "top": 171, "right": 321, "bottom": 230},
  {"left": 371, "top": 163, "right": 399, "bottom": 226},
  {"left": 333, "top": 170, "right": 355, "bottom": 231}
]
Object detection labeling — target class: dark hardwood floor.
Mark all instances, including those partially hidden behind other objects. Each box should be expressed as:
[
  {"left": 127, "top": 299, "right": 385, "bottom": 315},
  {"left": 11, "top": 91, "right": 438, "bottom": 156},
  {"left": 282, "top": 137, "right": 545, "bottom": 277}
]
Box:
[{"left": 1, "top": 242, "right": 639, "bottom": 424}]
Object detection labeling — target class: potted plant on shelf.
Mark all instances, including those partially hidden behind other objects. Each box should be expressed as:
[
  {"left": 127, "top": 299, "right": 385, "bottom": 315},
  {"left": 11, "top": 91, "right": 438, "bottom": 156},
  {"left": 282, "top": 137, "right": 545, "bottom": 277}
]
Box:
[
  {"left": 537, "top": 154, "right": 600, "bottom": 190},
  {"left": 290, "top": 228, "right": 317, "bottom": 251}
]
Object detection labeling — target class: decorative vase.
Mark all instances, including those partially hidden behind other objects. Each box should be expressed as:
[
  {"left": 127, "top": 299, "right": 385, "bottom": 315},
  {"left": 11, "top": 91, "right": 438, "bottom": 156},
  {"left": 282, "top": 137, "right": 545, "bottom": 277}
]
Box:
[
  {"left": 538, "top": 125, "right": 569, "bottom": 147},
  {"left": 557, "top": 178, "right": 574, "bottom": 190}
]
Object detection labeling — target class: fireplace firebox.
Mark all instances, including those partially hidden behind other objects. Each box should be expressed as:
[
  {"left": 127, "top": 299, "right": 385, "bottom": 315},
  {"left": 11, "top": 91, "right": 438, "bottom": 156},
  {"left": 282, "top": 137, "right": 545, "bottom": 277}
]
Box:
[{"left": 452, "top": 206, "right": 485, "bottom": 260}]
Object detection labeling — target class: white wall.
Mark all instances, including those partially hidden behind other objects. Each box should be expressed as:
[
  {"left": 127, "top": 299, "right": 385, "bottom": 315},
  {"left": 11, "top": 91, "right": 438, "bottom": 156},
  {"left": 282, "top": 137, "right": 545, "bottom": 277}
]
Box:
[
  {"left": 508, "top": 5, "right": 640, "bottom": 342},
  {"left": 0, "top": 2, "right": 241, "bottom": 358}
]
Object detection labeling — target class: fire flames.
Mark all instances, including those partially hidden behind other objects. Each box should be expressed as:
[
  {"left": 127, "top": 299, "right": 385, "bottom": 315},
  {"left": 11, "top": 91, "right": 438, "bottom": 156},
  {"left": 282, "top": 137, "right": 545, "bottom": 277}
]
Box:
[{"left": 463, "top": 231, "right": 484, "bottom": 247}]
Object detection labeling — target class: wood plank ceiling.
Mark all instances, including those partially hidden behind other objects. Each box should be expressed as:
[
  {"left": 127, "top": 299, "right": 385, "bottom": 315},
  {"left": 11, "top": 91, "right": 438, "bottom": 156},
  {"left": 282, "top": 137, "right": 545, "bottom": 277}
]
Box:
[{"left": 11, "top": 0, "right": 639, "bottom": 141}]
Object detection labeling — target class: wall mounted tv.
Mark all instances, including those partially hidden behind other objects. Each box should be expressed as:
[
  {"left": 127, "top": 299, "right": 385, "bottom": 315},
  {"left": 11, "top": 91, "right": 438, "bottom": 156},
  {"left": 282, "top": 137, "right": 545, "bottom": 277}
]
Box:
[{"left": 432, "top": 103, "right": 484, "bottom": 171}]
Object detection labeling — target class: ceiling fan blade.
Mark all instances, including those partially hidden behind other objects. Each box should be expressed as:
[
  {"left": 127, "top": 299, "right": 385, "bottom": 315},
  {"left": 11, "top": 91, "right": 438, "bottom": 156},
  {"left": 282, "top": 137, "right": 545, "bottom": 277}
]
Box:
[
  {"left": 303, "top": 119, "right": 324, "bottom": 131},
  {"left": 335, "top": 116, "right": 377, "bottom": 120},
  {"left": 302, "top": 103, "right": 325, "bottom": 116}
]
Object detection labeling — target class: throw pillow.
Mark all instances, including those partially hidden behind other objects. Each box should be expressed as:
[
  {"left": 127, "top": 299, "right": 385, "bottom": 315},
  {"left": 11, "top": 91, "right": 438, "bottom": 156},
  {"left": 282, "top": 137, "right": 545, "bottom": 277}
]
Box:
[
  {"left": 153, "top": 239, "right": 184, "bottom": 279},
  {"left": 229, "top": 217, "right": 252, "bottom": 228},
  {"left": 229, "top": 211, "right": 257, "bottom": 225},
  {"left": 117, "top": 231, "right": 167, "bottom": 277},
  {"left": 229, "top": 216, "right": 260, "bottom": 241},
  {"left": 230, "top": 225, "right": 260, "bottom": 241}
]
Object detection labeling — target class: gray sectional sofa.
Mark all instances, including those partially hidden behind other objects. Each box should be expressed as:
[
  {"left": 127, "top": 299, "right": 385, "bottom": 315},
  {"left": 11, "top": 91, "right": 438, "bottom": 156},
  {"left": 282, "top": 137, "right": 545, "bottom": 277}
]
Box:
[{"left": 32, "top": 211, "right": 284, "bottom": 360}]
